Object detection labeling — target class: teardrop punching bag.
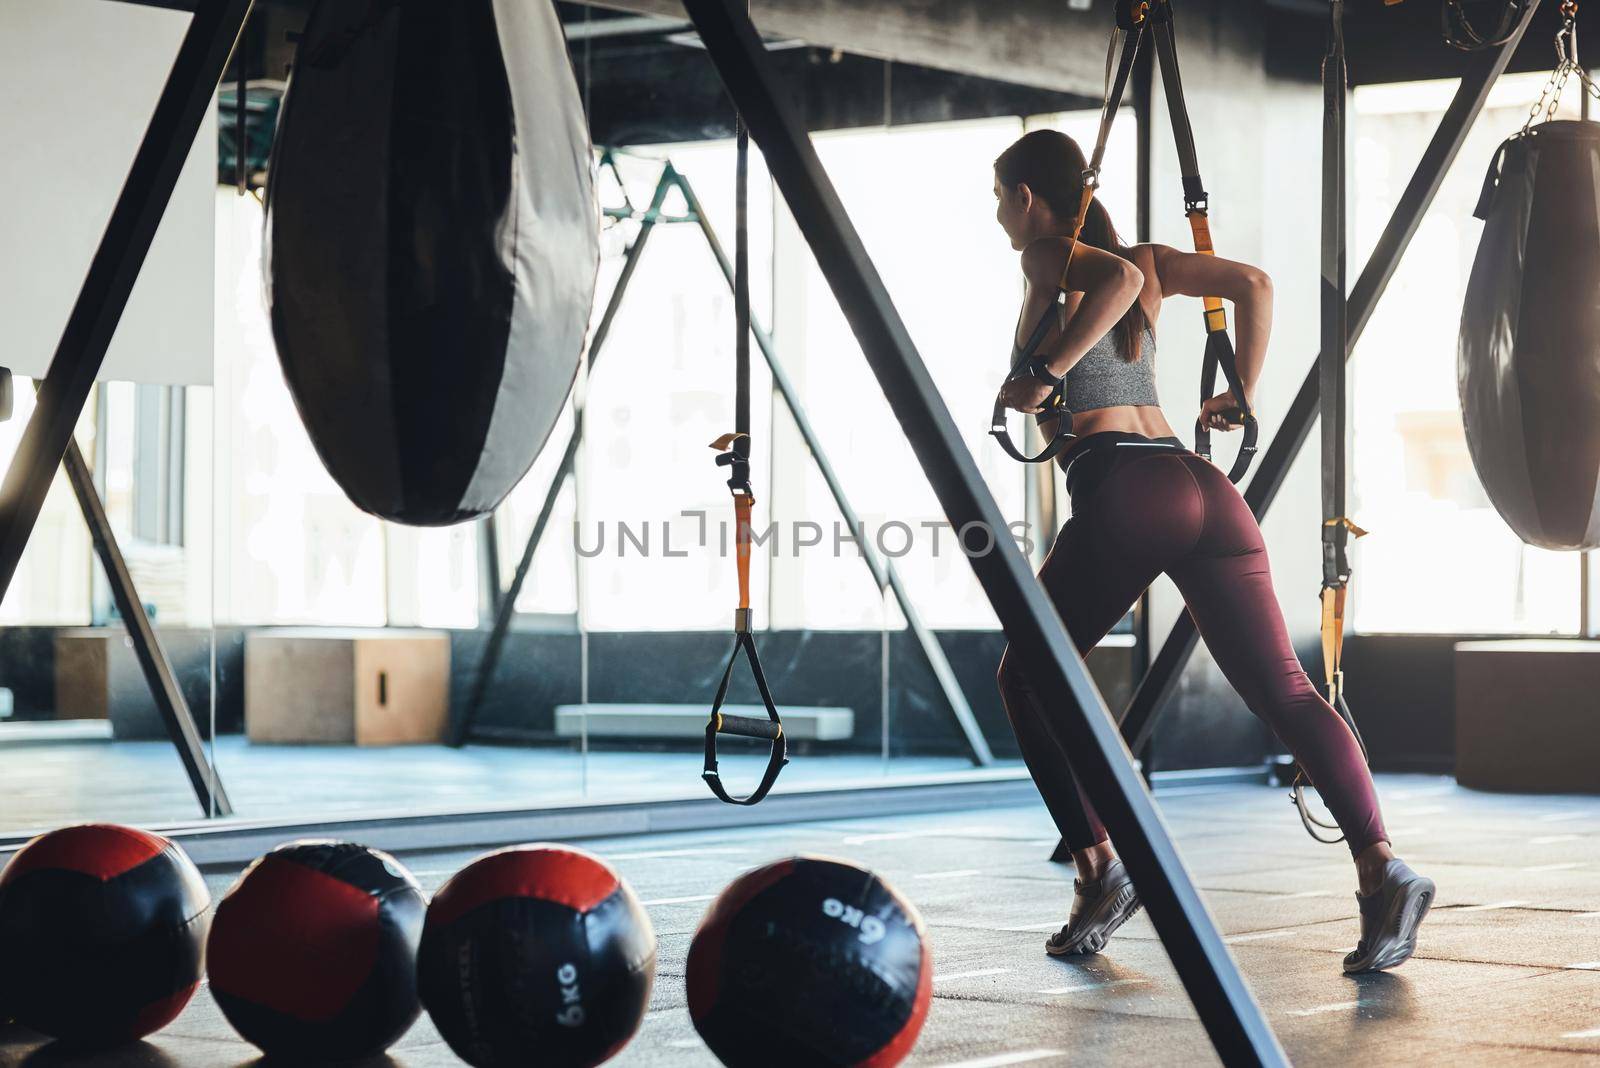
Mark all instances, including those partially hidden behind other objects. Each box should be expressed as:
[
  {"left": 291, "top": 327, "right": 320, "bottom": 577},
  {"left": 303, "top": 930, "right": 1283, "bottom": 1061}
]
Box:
[
  {"left": 1459, "top": 120, "right": 1600, "bottom": 550},
  {"left": 265, "top": 0, "right": 599, "bottom": 526}
]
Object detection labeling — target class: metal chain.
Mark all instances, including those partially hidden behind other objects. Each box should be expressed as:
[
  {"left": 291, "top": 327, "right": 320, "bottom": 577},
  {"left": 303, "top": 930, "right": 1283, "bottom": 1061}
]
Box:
[{"left": 1523, "top": 2, "right": 1597, "bottom": 132}]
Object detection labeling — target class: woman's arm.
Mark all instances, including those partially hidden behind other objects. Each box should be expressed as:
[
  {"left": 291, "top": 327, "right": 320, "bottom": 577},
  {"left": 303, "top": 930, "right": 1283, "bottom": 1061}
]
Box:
[
  {"left": 1148, "top": 244, "right": 1273, "bottom": 404},
  {"left": 1019, "top": 240, "right": 1145, "bottom": 379}
]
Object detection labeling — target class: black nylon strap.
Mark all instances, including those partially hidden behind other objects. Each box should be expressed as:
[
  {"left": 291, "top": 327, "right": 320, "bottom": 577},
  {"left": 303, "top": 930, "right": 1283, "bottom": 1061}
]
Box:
[
  {"left": 703, "top": 630, "right": 788, "bottom": 805},
  {"left": 1149, "top": 4, "right": 1204, "bottom": 210},
  {"left": 991, "top": 300, "right": 1075, "bottom": 463},
  {"left": 733, "top": 119, "right": 751, "bottom": 480},
  {"left": 1320, "top": 1, "right": 1349, "bottom": 591},
  {"left": 1150, "top": 0, "right": 1258, "bottom": 485},
  {"left": 704, "top": 115, "right": 787, "bottom": 806},
  {"left": 1295, "top": 0, "right": 1368, "bottom": 846},
  {"left": 991, "top": 11, "right": 1145, "bottom": 465}
]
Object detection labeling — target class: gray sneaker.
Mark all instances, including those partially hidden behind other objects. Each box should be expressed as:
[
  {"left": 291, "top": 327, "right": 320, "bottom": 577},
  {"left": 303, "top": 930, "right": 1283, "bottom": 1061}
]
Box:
[
  {"left": 1343, "top": 858, "right": 1435, "bottom": 974},
  {"left": 1045, "top": 858, "right": 1142, "bottom": 956}
]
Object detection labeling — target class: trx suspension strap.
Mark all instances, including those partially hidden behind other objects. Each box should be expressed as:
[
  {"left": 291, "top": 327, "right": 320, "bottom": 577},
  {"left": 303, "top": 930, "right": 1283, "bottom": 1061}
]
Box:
[
  {"left": 706, "top": 116, "right": 787, "bottom": 806},
  {"left": 989, "top": 1, "right": 1149, "bottom": 464},
  {"left": 1148, "top": 0, "right": 1259, "bottom": 484},
  {"left": 1302, "top": 0, "right": 1369, "bottom": 844}
]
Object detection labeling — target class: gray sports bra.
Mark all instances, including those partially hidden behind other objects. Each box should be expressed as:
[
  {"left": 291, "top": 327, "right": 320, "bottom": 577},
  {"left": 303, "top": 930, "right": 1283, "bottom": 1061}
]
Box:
[{"left": 1064, "top": 325, "right": 1159, "bottom": 414}]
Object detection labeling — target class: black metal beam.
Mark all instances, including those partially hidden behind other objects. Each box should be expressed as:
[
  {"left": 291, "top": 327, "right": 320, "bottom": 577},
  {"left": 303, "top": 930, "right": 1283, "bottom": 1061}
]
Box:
[
  {"left": 60, "top": 438, "right": 232, "bottom": 816},
  {"left": 479, "top": 513, "right": 503, "bottom": 620},
  {"left": 679, "top": 0, "right": 1284, "bottom": 1061},
  {"left": 0, "top": 0, "right": 255, "bottom": 602},
  {"left": 1117, "top": 0, "right": 1541, "bottom": 758}
]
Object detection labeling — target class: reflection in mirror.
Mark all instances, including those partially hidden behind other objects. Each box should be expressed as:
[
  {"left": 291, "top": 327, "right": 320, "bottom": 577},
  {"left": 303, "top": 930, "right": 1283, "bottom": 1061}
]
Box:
[{"left": 0, "top": 0, "right": 1144, "bottom": 836}]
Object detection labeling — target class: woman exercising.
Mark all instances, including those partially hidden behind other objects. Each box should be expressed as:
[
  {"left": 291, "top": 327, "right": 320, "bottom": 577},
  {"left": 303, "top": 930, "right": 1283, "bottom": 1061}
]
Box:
[{"left": 992, "top": 130, "right": 1434, "bottom": 974}]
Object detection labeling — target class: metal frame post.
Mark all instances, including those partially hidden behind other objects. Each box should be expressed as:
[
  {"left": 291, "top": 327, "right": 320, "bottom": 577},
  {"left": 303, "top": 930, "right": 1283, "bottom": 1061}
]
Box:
[
  {"left": 1117, "top": 0, "right": 1540, "bottom": 757},
  {"left": 0, "top": 0, "right": 256, "bottom": 598},
  {"left": 61, "top": 439, "right": 231, "bottom": 816},
  {"left": 679, "top": 0, "right": 1285, "bottom": 1060}
]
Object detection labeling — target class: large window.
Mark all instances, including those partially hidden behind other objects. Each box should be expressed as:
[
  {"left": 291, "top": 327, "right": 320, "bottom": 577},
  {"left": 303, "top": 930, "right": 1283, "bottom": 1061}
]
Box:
[
  {"left": 198, "top": 116, "right": 1130, "bottom": 634},
  {"left": 562, "top": 112, "right": 1132, "bottom": 633},
  {"left": 1350, "top": 75, "right": 1584, "bottom": 635},
  {"left": 786, "top": 111, "right": 1135, "bottom": 630},
  {"left": 213, "top": 189, "right": 388, "bottom": 626}
]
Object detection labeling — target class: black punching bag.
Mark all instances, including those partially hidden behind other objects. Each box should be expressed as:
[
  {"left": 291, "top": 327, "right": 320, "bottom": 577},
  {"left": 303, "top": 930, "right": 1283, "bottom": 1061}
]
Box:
[
  {"left": 1460, "top": 120, "right": 1600, "bottom": 550},
  {"left": 266, "top": 0, "right": 599, "bottom": 526}
]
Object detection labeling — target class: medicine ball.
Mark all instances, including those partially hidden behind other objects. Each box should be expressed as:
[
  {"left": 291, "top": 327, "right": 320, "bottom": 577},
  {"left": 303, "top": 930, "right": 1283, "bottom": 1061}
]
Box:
[
  {"left": 687, "top": 856, "right": 932, "bottom": 1067},
  {"left": 0, "top": 824, "right": 209, "bottom": 1048},
  {"left": 207, "top": 840, "right": 425, "bottom": 1061},
  {"left": 418, "top": 845, "right": 656, "bottom": 1068}
]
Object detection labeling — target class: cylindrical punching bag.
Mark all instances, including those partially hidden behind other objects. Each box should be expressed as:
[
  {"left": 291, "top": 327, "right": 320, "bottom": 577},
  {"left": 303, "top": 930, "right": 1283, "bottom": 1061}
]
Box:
[
  {"left": 265, "top": 0, "right": 599, "bottom": 526},
  {"left": 1460, "top": 119, "right": 1600, "bottom": 550}
]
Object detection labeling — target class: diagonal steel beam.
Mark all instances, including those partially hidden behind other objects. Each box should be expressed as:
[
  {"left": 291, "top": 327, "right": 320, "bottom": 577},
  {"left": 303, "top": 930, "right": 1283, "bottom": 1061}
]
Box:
[
  {"left": 0, "top": 0, "right": 256, "bottom": 599},
  {"left": 1117, "top": 0, "right": 1541, "bottom": 758},
  {"left": 62, "top": 437, "right": 232, "bottom": 816},
  {"left": 679, "top": 0, "right": 1285, "bottom": 1060}
]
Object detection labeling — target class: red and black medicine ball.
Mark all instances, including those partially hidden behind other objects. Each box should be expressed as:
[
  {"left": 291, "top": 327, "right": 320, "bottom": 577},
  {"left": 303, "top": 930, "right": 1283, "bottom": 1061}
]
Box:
[
  {"left": 0, "top": 824, "right": 209, "bottom": 1048},
  {"left": 207, "top": 840, "right": 425, "bottom": 1061},
  {"left": 687, "top": 856, "right": 932, "bottom": 1067},
  {"left": 417, "top": 845, "right": 656, "bottom": 1068}
]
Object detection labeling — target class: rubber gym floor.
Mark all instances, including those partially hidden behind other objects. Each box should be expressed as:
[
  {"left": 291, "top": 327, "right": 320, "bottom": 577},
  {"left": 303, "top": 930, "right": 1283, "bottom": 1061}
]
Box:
[{"left": 0, "top": 773, "right": 1595, "bottom": 1067}]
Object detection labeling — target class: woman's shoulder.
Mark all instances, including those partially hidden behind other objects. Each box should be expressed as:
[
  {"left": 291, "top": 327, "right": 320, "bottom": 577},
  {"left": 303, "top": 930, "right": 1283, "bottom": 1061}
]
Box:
[
  {"left": 1019, "top": 237, "right": 1072, "bottom": 283},
  {"left": 1123, "top": 244, "right": 1165, "bottom": 324}
]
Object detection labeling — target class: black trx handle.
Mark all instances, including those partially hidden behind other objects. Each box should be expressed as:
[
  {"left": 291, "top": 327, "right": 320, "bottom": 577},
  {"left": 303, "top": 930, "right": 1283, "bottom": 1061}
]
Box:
[
  {"left": 704, "top": 117, "right": 787, "bottom": 806},
  {"left": 1149, "top": 1, "right": 1259, "bottom": 484},
  {"left": 991, "top": 4, "right": 1146, "bottom": 465},
  {"left": 704, "top": 627, "right": 788, "bottom": 806},
  {"left": 1196, "top": 327, "right": 1260, "bottom": 483},
  {"left": 990, "top": 322, "right": 1074, "bottom": 464}
]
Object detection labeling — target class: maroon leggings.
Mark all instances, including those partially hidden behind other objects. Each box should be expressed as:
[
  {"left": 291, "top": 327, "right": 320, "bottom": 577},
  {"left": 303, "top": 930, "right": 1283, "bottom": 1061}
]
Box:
[{"left": 997, "top": 433, "right": 1387, "bottom": 858}]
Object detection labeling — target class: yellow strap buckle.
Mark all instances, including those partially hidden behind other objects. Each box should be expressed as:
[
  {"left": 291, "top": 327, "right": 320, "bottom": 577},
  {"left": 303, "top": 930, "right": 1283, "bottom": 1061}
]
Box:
[{"left": 1323, "top": 516, "right": 1369, "bottom": 539}]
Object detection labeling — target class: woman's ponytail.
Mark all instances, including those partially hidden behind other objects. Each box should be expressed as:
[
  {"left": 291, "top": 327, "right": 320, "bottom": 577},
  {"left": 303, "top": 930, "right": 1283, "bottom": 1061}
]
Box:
[{"left": 995, "top": 129, "right": 1146, "bottom": 361}]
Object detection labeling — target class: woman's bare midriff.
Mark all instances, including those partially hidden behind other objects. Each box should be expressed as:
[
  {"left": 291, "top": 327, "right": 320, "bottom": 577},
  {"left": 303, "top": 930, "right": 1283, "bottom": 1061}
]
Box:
[{"left": 1039, "top": 404, "right": 1180, "bottom": 469}]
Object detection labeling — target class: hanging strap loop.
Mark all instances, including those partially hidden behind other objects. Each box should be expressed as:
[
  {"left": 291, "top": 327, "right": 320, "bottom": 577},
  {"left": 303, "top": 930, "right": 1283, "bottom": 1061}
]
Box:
[
  {"left": 703, "top": 629, "right": 788, "bottom": 806},
  {"left": 705, "top": 119, "right": 786, "bottom": 805}
]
